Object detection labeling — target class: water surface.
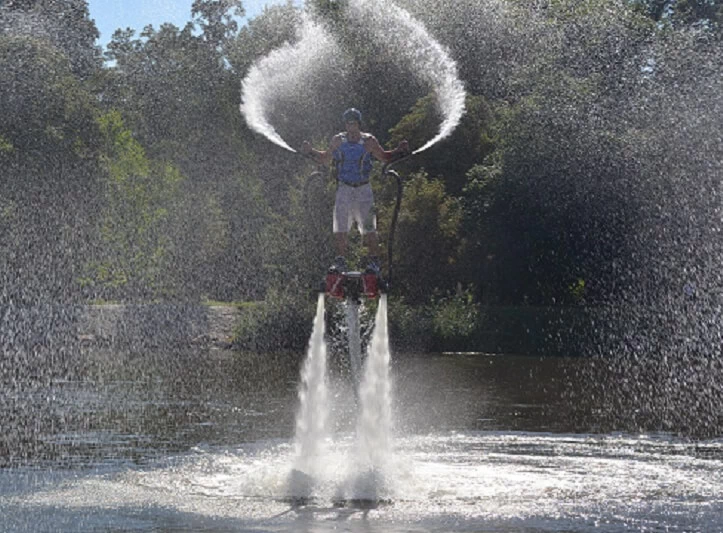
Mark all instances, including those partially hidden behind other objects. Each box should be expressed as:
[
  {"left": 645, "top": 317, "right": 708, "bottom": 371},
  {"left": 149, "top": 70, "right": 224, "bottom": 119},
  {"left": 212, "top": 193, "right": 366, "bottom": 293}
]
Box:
[{"left": 1, "top": 351, "right": 721, "bottom": 532}]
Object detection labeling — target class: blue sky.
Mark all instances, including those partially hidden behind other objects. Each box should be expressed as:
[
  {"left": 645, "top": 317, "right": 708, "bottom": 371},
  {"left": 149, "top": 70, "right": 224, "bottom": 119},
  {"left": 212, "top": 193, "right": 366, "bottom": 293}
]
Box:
[{"left": 88, "top": 0, "right": 303, "bottom": 48}]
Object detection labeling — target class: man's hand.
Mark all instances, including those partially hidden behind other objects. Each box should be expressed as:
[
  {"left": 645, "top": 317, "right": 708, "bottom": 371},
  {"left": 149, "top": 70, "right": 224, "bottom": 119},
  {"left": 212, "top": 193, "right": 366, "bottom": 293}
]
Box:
[
  {"left": 300, "top": 140, "right": 312, "bottom": 155},
  {"left": 363, "top": 136, "right": 376, "bottom": 153},
  {"left": 389, "top": 140, "right": 410, "bottom": 162}
]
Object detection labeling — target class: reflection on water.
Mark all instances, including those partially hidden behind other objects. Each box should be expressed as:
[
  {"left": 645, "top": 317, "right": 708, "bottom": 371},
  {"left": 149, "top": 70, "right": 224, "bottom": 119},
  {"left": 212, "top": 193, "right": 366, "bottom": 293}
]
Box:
[
  {"left": 0, "top": 350, "right": 300, "bottom": 469},
  {"left": 1, "top": 351, "right": 722, "bottom": 532}
]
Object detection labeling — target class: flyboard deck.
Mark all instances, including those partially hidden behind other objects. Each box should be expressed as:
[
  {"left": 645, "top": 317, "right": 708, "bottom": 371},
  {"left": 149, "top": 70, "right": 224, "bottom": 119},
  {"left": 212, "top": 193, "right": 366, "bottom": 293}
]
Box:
[{"left": 324, "top": 270, "right": 383, "bottom": 301}]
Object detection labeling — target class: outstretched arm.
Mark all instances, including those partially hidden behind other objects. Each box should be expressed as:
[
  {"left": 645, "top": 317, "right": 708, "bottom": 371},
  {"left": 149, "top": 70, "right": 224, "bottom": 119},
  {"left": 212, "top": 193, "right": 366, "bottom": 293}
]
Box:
[
  {"left": 301, "top": 136, "right": 342, "bottom": 165},
  {"left": 364, "top": 136, "right": 410, "bottom": 163}
]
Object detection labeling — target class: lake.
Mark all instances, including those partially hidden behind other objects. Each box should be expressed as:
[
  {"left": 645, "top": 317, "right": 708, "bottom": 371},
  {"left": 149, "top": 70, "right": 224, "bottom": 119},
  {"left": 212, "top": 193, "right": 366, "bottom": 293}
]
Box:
[{"left": 1, "top": 347, "right": 721, "bottom": 532}]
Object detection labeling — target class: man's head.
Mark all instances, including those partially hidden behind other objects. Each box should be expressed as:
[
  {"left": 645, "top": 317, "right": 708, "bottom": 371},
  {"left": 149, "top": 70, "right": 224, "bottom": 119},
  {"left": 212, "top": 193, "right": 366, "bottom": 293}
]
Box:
[{"left": 342, "top": 108, "right": 362, "bottom": 126}]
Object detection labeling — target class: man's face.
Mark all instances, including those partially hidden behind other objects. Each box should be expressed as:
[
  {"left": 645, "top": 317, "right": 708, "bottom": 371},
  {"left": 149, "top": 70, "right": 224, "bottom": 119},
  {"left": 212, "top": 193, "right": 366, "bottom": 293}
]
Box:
[{"left": 345, "top": 120, "right": 360, "bottom": 133}]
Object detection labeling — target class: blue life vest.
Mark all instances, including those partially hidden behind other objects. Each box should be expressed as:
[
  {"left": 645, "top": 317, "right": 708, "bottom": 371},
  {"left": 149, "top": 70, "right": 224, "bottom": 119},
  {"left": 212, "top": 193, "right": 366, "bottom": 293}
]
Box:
[{"left": 332, "top": 133, "right": 374, "bottom": 185}]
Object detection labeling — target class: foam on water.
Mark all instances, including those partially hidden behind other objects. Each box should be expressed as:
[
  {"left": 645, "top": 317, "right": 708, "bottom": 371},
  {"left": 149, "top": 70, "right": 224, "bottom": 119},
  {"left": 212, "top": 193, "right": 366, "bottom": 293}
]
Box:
[{"left": 3, "top": 432, "right": 722, "bottom": 532}]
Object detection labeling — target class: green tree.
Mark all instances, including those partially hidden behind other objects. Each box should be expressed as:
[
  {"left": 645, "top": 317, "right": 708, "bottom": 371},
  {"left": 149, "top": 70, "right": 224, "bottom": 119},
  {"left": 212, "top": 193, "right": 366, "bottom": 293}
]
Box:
[
  {"left": 192, "top": 0, "right": 245, "bottom": 50},
  {"left": 0, "top": 0, "right": 102, "bottom": 78},
  {"left": 85, "top": 111, "right": 185, "bottom": 300},
  {"left": 0, "top": 35, "right": 99, "bottom": 154},
  {"left": 227, "top": 1, "right": 300, "bottom": 76},
  {"left": 631, "top": 0, "right": 722, "bottom": 32},
  {"left": 100, "top": 9, "right": 294, "bottom": 301},
  {"left": 0, "top": 34, "right": 102, "bottom": 301},
  {"left": 389, "top": 93, "right": 495, "bottom": 194},
  {"left": 102, "top": 23, "right": 228, "bottom": 151},
  {"left": 377, "top": 171, "right": 463, "bottom": 304}
]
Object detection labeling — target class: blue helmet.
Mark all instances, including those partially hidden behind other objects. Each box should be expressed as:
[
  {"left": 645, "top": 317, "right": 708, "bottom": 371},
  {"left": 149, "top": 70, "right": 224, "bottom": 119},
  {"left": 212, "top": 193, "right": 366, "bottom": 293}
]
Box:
[{"left": 342, "top": 108, "right": 362, "bottom": 123}]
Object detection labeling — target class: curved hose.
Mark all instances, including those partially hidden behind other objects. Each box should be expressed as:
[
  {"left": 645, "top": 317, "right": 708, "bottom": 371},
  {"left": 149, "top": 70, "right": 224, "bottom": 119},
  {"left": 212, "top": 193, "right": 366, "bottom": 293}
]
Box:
[
  {"left": 384, "top": 169, "right": 403, "bottom": 290},
  {"left": 380, "top": 153, "right": 410, "bottom": 291},
  {"left": 302, "top": 169, "right": 327, "bottom": 202}
]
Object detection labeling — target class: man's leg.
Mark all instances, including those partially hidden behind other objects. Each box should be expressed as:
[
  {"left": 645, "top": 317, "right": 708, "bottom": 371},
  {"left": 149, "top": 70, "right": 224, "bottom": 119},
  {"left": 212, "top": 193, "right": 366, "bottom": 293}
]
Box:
[
  {"left": 335, "top": 232, "right": 348, "bottom": 258},
  {"left": 363, "top": 231, "right": 380, "bottom": 262},
  {"left": 332, "top": 186, "right": 351, "bottom": 272},
  {"left": 363, "top": 231, "right": 382, "bottom": 275},
  {"left": 359, "top": 188, "right": 380, "bottom": 273}
]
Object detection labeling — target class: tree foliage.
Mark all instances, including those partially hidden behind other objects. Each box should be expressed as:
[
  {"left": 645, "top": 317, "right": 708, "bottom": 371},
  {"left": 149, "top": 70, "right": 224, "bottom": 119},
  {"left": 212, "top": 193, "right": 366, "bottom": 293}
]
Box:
[
  {"left": 2, "top": 0, "right": 720, "bottom": 363},
  {"left": 631, "top": 0, "right": 722, "bottom": 32},
  {"left": 82, "top": 111, "right": 185, "bottom": 300},
  {"left": 0, "top": 35, "right": 99, "bottom": 155},
  {"left": 377, "top": 171, "right": 463, "bottom": 304},
  {"left": 0, "top": 0, "right": 101, "bottom": 78},
  {"left": 0, "top": 33, "right": 102, "bottom": 302},
  {"left": 192, "top": 0, "right": 245, "bottom": 49}
]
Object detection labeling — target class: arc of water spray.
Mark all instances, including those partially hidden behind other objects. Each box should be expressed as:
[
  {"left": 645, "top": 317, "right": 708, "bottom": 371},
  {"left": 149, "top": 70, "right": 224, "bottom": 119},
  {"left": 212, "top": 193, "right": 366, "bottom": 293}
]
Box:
[
  {"left": 240, "top": 14, "right": 339, "bottom": 154},
  {"left": 344, "top": 0, "right": 466, "bottom": 154},
  {"left": 240, "top": 1, "right": 466, "bottom": 156}
]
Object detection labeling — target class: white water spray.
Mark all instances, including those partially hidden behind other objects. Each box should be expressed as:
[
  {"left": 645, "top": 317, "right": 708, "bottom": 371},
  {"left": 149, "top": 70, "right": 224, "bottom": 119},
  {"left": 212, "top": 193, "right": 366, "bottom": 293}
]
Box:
[
  {"left": 345, "top": 300, "right": 363, "bottom": 386},
  {"left": 355, "top": 295, "right": 394, "bottom": 477},
  {"left": 291, "top": 294, "right": 329, "bottom": 477},
  {"left": 344, "top": 0, "right": 466, "bottom": 154},
  {"left": 289, "top": 293, "right": 395, "bottom": 501},
  {"left": 240, "top": 14, "right": 341, "bottom": 153},
  {"left": 240, "top": 1, "right": 465, "bottom": 155}
]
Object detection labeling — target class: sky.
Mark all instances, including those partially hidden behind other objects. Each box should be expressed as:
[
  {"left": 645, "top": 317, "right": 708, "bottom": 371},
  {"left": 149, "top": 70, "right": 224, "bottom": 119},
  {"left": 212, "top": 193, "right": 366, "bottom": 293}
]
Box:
[{"left": 87, "top": 0, "right": 303, "bottom": 48}]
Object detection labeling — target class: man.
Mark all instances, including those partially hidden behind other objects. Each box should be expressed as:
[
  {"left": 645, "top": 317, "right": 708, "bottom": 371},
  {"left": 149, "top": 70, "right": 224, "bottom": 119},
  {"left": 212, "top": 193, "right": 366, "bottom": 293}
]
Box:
[{"left": 300, "top": 108, "right": 409, "bottom": 275}]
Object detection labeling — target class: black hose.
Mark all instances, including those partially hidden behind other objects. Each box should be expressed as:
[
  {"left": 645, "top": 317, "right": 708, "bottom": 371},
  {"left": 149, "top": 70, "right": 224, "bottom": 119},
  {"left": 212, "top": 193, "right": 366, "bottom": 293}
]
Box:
[
  {"left": 380, "top": 152, "right": 410, "bottom": 291},
  {"left": 302, "top": 169, "right": 327, "bottom": 202},
  {"left": 385, "top": 169, "right": 403, "bottom": 290}
]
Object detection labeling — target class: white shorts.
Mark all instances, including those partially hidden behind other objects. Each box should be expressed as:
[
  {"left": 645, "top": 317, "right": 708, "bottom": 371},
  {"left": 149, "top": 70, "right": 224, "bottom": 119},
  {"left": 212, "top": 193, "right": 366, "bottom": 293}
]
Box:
[{"left": 333, "top": 182, "right": 376, "bottom": 235}]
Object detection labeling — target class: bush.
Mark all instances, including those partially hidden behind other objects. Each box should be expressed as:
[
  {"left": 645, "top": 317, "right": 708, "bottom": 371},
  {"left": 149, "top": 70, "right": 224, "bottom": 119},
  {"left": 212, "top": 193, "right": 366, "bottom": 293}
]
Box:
[
  {"left": 233, "top": 289, "right": 315, "bottom": 353},
  {"left": 387, "top": 298, "right": 435, "bottom": 352},
  {"left": 430, "top": 291, "right": 483, "bottom": 352},
  {"left": 390, "top": 292, "right": 605, "bottom": 356}
]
